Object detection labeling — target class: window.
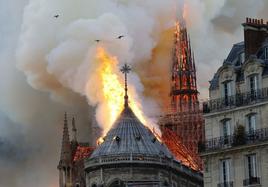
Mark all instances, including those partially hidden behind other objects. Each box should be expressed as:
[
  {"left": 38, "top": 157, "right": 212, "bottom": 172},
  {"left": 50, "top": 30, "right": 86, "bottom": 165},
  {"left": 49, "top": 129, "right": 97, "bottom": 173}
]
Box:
[
  {"left": 222, "top": 120, "right": 231, "bottom": 136},
  {"left": 247, "top": 114, "right": 256, "bottom": 133},
  {"left": 249, "top": 75, "right": 259, "bottom": 93},
  {"left": 247, "top": 154, "right": 257, "bottom": 178},
  {"left": 222, "top": 120, "right": 231, "bottom": 144},
  {"left": 220, "top": 159, "right": 231, "bottom": 184},
  {"left": 265, "top": 47, "right": 268, "bottom": 60},
  {"left": 240, "top": 52, "right": 245, "bottom": 64},
  {"left": 223, "top": 81, "right": 232, "bottom": 105},
  {"left": 244, "top": 154, "right": 260, "bottom": 186}
]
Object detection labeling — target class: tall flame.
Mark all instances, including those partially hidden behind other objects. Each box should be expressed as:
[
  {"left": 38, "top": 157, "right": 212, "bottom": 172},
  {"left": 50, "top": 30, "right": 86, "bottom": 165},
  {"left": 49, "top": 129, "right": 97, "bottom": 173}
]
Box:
[{"left": 95, "top": 47, "right": 147, "bottom": 136}]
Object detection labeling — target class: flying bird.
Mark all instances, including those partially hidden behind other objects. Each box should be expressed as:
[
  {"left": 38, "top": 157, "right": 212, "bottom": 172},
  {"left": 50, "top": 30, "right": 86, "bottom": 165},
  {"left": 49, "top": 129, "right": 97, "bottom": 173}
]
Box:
[
  {"left": 95, "top": 39, "right": 101, "bottom": 43},
  {"left": 54, "top": 14, "right": 59, "bottom": 18},
  {"left": 117, "top": 35, "right": 124, "bottom": 39}
]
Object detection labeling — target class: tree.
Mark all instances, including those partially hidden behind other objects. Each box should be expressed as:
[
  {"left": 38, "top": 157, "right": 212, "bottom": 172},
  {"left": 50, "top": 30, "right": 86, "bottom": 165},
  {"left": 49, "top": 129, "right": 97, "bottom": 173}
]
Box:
[{"left": 233, "top": 125, "right": 246, "bottom": 146}]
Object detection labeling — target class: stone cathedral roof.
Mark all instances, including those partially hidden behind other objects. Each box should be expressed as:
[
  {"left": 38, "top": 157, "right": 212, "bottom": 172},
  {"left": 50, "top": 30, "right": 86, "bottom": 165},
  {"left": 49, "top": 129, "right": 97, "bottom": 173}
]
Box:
[{"left": 90, "top": 106, "right": 172, "bottom": 159}]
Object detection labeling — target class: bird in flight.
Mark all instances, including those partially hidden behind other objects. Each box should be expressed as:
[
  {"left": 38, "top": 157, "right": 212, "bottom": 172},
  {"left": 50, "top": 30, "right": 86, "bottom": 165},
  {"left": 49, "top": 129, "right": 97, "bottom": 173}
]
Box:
[
  {"left": 117, "top": 35, "right": 124, "bottom": 39},
  {"left": 54, "top": 14, "right": 59, "bottom": 18},
  {"left": 95, "top": 39, "right": 101, "bottom": 43}
]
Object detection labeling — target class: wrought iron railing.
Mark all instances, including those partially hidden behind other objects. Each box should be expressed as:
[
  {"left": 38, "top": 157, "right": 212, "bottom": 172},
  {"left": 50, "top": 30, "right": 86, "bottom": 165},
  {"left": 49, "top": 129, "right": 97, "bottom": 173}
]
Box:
[
  {"left": 217, "top": 181, "right": 233, "bottom": 187},
  {"left": 243, "top": 177, "right": 260, "bottom": 186},
  {"left": 199, "top": 127, "right": 268, "bottom": 152},
  {"left": 203, "top": 87, "right": 268, "bottom": 113}
]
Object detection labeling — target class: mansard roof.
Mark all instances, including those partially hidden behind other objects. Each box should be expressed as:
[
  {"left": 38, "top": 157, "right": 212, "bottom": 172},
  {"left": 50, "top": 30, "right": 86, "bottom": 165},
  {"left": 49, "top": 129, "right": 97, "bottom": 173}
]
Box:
[
  {"left": 210, "top": 39, "right": 268, "bottom": 90},
  {"left": 225, "top": 42, "right": 245, "bottom": 65},
  {"left": 90, "top": 106, "right": 172, "bottom": 159}
]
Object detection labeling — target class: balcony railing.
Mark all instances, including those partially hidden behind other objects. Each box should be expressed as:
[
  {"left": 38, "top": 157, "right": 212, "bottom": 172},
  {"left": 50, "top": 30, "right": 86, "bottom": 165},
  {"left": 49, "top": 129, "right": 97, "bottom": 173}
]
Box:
[
  {"left": 199, "top": 127, "right": 268, "bottom": 153},
  {"left": 243, "top": 177, "right": 260, "bottom": 186},
  {"left": 203, "top": 87, "right": 268, "bottom": 113},
  {"left": 217, "top": 181, "right": 233, "bottom": 187}
]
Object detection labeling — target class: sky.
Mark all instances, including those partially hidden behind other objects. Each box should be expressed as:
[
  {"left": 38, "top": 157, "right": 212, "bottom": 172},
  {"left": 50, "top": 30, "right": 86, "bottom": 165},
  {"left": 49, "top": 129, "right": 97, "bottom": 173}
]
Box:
[{"left": 0, "top": 0, "right": 268, "bottom": 187}]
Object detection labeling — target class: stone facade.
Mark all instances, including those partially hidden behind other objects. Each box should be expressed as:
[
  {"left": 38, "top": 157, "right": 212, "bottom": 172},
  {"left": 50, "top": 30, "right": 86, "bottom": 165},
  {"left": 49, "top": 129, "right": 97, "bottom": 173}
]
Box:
[
  {"left": 85, "top": 165, "right": 201, "bottom": 187},
  {"left": 201, "top": 18, "right": 268, "bottom": 187}
]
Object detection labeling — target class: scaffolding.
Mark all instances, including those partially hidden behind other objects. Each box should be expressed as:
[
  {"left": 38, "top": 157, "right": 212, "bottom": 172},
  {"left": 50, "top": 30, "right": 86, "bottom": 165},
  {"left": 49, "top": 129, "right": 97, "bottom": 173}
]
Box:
[
  {"left": 158, "top": 20, "right": 204, "bottom": 170},
  {"left": 159, "top": 109, "right": 204, "bottom": 154}
]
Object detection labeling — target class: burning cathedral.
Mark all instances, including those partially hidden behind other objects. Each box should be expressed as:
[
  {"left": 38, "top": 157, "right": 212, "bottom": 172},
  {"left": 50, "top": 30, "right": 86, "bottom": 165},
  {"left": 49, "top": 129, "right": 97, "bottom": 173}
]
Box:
[{"left": 57, "top": 21, "right": 204, "bottom": 187}]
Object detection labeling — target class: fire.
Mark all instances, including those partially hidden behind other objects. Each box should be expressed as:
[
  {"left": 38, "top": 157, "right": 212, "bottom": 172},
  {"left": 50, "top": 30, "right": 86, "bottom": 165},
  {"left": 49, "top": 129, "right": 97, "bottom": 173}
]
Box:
[{"left": 95, "top": 47, "right": 147, "bottom": 137}]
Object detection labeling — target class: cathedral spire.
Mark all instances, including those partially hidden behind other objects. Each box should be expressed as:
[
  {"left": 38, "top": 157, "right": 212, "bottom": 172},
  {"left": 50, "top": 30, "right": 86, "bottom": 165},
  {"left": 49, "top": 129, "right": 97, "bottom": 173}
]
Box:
[
  {"left": 60, "top": 112, "right": 72, "bottom": 163},
  {"left": 120, "top": 63, "right": 131, "bottom": 108},
  {"left": 171, "top": 20, "right": 199, "bottom": 112},
  {"left": 58, "top": 112, "right": 73, "bottom": 187},
  {"left": 72, "top": 117, "right": 77, "bottom": 142}
]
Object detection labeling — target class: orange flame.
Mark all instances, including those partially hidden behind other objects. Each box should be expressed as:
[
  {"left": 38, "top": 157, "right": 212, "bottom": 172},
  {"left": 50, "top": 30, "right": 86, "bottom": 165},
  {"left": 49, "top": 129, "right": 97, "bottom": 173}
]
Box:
[{"left": 95, "top": 47, "right": 149, "bottom": 138}]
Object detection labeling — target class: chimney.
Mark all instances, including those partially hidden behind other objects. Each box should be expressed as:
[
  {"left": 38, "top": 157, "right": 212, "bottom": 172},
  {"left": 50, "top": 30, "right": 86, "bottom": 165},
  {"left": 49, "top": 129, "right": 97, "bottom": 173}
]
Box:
[{"left": 242, "top": 18, "right": 268, "bottom": 59}]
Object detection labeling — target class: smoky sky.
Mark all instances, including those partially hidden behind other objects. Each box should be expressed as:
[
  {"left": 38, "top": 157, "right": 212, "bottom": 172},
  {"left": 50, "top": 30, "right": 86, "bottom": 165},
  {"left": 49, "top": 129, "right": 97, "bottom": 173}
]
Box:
[{"left": 0, "top": 0, "right": 268, "bottom": 187}]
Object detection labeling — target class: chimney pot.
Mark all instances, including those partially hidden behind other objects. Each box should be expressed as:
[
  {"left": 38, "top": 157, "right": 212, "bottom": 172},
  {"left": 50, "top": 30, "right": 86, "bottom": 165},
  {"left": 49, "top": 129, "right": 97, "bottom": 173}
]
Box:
[{"left": 243, "top": 18, "right": 268, "bottom": 59}]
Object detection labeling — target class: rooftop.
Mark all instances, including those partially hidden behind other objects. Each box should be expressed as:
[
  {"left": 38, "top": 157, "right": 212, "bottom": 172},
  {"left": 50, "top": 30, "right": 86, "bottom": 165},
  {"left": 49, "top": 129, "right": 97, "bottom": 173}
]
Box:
[{"left": 90, "top": 106, "right": 172, "bottom": 159}]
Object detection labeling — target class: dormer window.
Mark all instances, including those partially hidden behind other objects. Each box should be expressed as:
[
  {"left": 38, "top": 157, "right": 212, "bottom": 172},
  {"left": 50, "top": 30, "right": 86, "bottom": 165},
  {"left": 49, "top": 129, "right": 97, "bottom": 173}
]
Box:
[
  {"left": 222, "top": 81, "right": 232, "bottom": 105},
  {"left": 248, "top": 75, "right": 259, "bottom": 99},
  {"left": 240, "top": 52, "right": 245, "bottom": 64}
]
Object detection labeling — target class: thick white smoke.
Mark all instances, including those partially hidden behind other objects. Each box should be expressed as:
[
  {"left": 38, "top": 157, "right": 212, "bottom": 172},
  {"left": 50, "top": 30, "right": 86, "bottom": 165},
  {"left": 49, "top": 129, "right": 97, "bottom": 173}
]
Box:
[
  {"left": 1, "top": 0, "right": 268, "bottom": 187},
  {"left": 16, "top": 0, "right": 182, "bottom": 132}
]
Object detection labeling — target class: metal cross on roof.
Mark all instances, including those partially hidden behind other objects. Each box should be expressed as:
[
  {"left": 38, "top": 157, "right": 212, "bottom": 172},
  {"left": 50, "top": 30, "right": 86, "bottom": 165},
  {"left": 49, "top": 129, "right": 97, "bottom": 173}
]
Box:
[{"left": 120, "top": 64, "right": 131, "bottom": 107}]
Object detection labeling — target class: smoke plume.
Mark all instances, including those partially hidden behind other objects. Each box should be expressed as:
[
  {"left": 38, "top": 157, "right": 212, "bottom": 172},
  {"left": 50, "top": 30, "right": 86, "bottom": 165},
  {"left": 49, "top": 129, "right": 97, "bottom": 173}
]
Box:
[{"left": 0, "top": 0, "right": 268, "bottom": 187}]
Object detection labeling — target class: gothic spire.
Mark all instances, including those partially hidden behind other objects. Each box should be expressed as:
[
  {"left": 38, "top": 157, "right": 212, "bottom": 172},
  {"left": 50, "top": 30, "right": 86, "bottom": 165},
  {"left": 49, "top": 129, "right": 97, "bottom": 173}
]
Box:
[
  {"left": 72, "top": 117, "right": 77, "bottom": 142},
  {"left": 120, "top": 63, "right": 131, "bottom": 108},
  {"left": 171, "top": 19, "right": 199, "bottom": 112},
  {"left": 60, "top": 112, "right": 72, "bottom": 163}
]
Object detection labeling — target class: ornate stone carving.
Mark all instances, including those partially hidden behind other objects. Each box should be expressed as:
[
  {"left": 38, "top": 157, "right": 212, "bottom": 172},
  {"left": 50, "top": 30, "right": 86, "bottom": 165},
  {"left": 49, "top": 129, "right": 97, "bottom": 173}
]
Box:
[
  {"left": 220, "top": 69, "right": 234, "bottom": 82},
  {"left": 245, "top": 64, "right": 260, "bottom": 75}
]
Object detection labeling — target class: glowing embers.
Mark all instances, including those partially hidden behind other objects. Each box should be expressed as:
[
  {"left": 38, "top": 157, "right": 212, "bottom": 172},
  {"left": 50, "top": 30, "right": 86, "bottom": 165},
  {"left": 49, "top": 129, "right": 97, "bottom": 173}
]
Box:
[
  {"left": 97, "top": 136, "right": 105, "bottom": 145},
  {"left": 161, "top": 127, "right": 203, "bottom": 171},
  {"left": 73, "top": 146, "right": 95, "bottom": 162}
]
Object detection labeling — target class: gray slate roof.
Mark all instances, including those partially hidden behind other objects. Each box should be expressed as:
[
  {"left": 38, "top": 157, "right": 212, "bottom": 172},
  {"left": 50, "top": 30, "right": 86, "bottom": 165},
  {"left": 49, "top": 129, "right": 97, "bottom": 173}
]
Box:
[
  {"left": 90, "top": 106, "right": 172, "bottom": 159},
  {"left": 225, "top": 42, "right": 244, "bottom": 65},
  {"left": 210, "top": 39, "right": 268, "bottom": 90}
]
